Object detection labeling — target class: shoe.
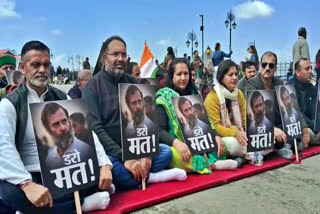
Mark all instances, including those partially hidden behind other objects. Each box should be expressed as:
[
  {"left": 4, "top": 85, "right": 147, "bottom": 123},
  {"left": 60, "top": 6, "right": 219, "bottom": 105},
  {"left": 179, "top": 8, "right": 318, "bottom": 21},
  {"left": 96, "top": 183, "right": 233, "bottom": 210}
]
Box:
[
  {"left": 234, "top": 157, "right": 247, "bottom": 168},
  {"left": 277, "top": 147, "right": 293, "bottom": 160}
]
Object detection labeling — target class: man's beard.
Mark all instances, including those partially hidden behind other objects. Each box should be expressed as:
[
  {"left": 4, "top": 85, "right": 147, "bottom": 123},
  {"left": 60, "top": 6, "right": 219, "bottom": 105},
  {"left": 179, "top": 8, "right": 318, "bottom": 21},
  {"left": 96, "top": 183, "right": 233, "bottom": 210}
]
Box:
[
  {"left": 52, "top": 129, "right": 74, "bottom": 151},
  {"left": 106, "top": 64, "right": 125, "bottom": 80},
  {"left": 255, "top": 113, "right": 264, "bottom": 125},
  {"left": 187, "top": 114, "right": 197, "bottom": 128},
  {"left": 132, "top": 109, "right": 145, "bottom": 126},
  {"left": 28, "top": 74, "right": 49, "bottom": 87}
]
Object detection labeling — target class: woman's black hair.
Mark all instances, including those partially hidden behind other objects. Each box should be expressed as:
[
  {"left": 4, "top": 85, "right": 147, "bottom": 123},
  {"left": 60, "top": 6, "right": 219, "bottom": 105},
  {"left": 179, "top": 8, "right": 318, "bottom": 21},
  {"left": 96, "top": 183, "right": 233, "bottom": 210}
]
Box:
[
  {"left": 166, "top": 58, "right": 198, "bottom": 95},
  {"left": 126, "top": 62, "right": 138, "bottom": 74},
  {"left": 215, "top": 42, "right": 221, "bottom": 51},
  {"left": 216, "top": 59, "right": 238, "bottom": 86}
]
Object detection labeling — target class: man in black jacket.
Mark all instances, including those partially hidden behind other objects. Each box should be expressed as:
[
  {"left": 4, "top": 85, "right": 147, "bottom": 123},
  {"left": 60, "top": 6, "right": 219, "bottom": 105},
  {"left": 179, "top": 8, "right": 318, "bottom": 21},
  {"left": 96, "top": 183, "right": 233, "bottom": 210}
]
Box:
[
  {"left": 83, "top": 36, "right": 186, "bottom": 191},
  {"left": 287, "top": 58, "right": 320, "bottom": 147}
]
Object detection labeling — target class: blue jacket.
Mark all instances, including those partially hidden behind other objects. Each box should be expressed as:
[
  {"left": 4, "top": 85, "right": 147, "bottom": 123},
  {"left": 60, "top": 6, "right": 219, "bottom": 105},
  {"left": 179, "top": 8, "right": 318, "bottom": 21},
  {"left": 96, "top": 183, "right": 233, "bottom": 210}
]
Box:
[{"left": 212, "top": 50, "right": 233, "bottom": 66}]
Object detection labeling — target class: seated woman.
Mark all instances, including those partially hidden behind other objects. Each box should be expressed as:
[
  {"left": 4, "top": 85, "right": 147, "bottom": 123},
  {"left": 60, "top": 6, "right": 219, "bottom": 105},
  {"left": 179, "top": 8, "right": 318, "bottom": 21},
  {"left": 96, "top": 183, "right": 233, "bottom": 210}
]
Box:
[
  {"left": 204, "top": 60, "right": 247, "bottom": 166},
  {"left": 156, "top": 58, "right": 238, "bottom": 174}
]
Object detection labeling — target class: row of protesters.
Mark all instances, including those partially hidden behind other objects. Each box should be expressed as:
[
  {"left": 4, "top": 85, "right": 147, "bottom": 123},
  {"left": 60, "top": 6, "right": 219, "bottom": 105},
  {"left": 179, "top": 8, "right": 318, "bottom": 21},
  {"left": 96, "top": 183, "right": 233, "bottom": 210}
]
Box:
[
  {"left": 156, "top": 58, "right": 238, "bottom": 174},
  {"left": 67, "top": 69, "right": 93, "bottom": 99},
  {"left": 82, "top": 36, "right": 187, "bottom": 192},
  {"left": 0, "top": 41, "right": 114, "bottom": 213},
  {"left": 240, "top": 52, "right": 320, "bottom": 156}
]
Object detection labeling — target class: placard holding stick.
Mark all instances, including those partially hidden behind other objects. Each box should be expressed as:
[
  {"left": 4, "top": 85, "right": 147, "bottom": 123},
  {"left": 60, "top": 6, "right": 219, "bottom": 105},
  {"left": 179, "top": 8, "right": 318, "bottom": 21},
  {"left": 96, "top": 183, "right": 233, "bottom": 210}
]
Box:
[
  {"left": 119, "top": 83, "right": 159, "bottom": 190},
  {"left": 74, "top": 191, "right": 82, "bottom": 214},
  {"left": 171, "top": 95, "right": 217, "bottom": 171},
  {"left": 275, "top": 84, "right": 303, "bottom": 164}
]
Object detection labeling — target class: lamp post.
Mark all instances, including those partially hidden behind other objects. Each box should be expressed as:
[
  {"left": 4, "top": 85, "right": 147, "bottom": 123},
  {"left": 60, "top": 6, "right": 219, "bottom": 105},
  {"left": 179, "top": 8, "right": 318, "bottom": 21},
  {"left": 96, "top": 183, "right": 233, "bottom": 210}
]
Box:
[
  {"left": 225, "top": 10, "right": 237, "bottom": 55},
  {"left": 186, "top": 30, "right": 198, "bottom": 58},
  {"left": 199, "top": 14, "right": 204, "bottom": 63},
  {"left": 68, "top": 55, "right": 74, "bottom": 72}
]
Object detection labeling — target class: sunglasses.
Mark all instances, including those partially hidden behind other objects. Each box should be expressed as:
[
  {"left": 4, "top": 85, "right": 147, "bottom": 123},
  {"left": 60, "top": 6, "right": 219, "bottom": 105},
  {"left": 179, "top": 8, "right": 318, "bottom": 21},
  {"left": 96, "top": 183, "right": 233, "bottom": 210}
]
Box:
[{"left": 261, "top": 62, "right": 275, "bottom": 69}]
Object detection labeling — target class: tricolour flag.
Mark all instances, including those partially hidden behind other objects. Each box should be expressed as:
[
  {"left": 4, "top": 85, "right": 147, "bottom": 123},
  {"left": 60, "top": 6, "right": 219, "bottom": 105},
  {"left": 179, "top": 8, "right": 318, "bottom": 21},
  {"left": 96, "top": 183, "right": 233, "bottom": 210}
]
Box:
[{"left": 140, "top": 41, "right": 158, "bottom": 78}]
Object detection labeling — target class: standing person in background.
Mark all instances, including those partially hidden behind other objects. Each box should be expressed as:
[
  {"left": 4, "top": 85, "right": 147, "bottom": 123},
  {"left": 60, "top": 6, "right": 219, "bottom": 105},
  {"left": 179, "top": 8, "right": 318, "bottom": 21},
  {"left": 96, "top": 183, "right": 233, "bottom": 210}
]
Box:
[
  {"left": 83, "top": 57, "right": 91, "bottom": 69},
  {"left": 246, "top": 45, "right": 259, "bottom": 71},
  {"left": 212, "top": 43, "right": 232, "bottom": 84},
  {"left": 163, "top": 47, "right": 175, "bottom": 69},
  {"left": 315, "top": 49, "right": 320, "bottom": 83},
  {"left": 292, "top": 27, "right": 310, "bottom": 66}
]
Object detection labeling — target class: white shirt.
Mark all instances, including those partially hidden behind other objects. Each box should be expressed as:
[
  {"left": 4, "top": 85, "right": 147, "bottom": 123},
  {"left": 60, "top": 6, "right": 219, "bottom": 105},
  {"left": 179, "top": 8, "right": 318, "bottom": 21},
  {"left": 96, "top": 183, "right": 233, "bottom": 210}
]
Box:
[{"left": 0, "top": 85, "right": 111, "bottom": 185}]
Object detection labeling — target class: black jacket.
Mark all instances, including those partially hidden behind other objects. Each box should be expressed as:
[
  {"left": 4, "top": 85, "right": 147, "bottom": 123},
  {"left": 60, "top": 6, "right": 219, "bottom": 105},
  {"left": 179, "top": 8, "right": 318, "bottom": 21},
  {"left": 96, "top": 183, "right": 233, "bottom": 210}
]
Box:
[{"left": 83, "top": 71, "right": 137, "bottom": 161}]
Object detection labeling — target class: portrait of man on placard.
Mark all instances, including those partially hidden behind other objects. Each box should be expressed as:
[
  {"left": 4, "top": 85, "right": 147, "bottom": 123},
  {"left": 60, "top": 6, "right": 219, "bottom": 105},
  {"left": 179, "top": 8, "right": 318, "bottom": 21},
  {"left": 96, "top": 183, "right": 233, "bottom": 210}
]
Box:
[
  {"left": 30, "top": 100, "right": 99, "bottom": 198},
  {"left": 246, "top": 90, "right": 274, "bottom": 152},
  {"left": 172, "top": 95, "right": 216, "bottom": 155},
  {"left": 119, "top": 83, "right": 158, "bottom": 160},
  {"left": 276, "top": 84, "right": 303, "bottom": 139}
]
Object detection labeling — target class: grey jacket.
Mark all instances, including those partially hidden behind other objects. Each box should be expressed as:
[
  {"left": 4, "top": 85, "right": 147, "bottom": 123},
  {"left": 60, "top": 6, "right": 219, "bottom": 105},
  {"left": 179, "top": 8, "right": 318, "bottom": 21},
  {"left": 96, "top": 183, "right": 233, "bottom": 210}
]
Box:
[{"left": 293, "top": 36, "right": 310, "bottom": 66}]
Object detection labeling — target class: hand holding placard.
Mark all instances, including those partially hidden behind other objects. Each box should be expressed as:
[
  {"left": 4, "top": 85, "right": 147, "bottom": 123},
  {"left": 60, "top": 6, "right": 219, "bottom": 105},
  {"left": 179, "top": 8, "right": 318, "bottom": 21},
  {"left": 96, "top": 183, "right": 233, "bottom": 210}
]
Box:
[{"left": 22, "top": 182, "right": 53, "bottom": 208}]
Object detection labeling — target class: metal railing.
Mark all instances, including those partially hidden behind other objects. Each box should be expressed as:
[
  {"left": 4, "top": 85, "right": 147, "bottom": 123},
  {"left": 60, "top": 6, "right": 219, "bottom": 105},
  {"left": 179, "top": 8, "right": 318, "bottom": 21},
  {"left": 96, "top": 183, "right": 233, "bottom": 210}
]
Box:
[{"left": 275, "top": 61, "right": 316, "bottom": 77}]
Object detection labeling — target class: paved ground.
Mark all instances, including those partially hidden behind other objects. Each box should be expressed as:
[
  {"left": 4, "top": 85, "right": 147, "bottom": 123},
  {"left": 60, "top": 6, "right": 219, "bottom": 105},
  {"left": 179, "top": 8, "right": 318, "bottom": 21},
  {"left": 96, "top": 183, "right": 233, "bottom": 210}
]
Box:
[{"left": 55, "top": 84, "right": 320, "bottom": 214}]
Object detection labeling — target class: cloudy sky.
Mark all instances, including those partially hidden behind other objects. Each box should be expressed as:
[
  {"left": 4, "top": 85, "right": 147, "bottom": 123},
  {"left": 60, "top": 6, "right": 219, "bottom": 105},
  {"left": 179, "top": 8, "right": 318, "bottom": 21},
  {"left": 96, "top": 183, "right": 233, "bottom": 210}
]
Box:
[{"left": 0, "top": 0, "right": 319, "bottom": 69}]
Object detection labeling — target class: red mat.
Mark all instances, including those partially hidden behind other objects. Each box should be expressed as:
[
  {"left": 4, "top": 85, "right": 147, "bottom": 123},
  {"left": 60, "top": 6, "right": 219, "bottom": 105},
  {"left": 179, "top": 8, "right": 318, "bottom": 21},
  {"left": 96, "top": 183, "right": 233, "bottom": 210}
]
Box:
[
  {"left": 89, "top": 173, "right": 225, "bottom": 214},
  {"left": 89, "top": 156, "right": 294, "bottom": 214},
  {"left": 292, "top": 145, "right": 320, "bottom": 160}
]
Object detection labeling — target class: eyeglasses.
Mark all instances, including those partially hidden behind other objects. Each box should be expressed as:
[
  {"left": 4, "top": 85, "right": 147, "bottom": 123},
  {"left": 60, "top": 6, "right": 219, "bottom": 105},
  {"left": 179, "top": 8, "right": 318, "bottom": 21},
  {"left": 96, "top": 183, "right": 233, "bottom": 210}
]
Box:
[
  {"left": 106, "top": 52, "right": 127, "bottom": 59},
  {"left": 261, "top": 62, "right": 275, "bottom": 69}
]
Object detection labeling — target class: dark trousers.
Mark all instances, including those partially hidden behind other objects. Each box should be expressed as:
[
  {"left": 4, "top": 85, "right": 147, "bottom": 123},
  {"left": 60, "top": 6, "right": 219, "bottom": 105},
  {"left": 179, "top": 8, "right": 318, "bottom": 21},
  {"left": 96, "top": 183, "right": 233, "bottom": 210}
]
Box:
[
  {"left": 108, "top": 144, "right": 172, "bottom": 191},
  {"left": 0, "top": 172, "right": 95, "bottom": 214}
]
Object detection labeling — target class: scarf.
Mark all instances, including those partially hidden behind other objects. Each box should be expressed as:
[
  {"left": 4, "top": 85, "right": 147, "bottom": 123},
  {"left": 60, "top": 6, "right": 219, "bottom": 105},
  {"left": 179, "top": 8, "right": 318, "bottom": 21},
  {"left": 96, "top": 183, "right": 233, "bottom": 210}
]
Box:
[{"left": 214, "top": 82, "right": 244, "bottom": 131}]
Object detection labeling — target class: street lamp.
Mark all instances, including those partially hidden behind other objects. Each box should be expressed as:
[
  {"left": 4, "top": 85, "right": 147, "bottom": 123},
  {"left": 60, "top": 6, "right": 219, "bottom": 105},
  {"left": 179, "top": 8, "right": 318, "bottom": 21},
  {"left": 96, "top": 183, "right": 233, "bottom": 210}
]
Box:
[
  {"left": 199, "top": 14, "right": 204, "bottom": 63},
  {"left": 185, "top": 30, "right": 198, "bottom": 58},
  {"left": 225, "top": 10, "right": 237, "bottom": 53}
]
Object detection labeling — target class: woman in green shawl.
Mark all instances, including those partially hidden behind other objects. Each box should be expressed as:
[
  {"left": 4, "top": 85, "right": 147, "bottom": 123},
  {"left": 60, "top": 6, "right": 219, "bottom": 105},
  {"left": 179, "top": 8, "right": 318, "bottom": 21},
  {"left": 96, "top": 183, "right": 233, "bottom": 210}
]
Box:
[{"left": 156, "top": 58, "right": 238, "bottom": 174}]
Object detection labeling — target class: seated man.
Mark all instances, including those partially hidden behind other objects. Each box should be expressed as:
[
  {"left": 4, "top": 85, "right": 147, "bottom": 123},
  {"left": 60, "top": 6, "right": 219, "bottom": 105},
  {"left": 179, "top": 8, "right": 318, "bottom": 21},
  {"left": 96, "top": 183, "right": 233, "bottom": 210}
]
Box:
[
  {"left": 287, "top": 58, "right": 320, "bottom": 147},
  {"left": 242, "top": 51, "right": 308, "bottom": 159},
  {"left": 0, "top": 41, "right": 113, "bottom": 214},
  {"left": 237, "top": 61, "right": 256, "bottom": 94},
  {"left": 83, "top": 36, "right": 186, "bottom": 191}
]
